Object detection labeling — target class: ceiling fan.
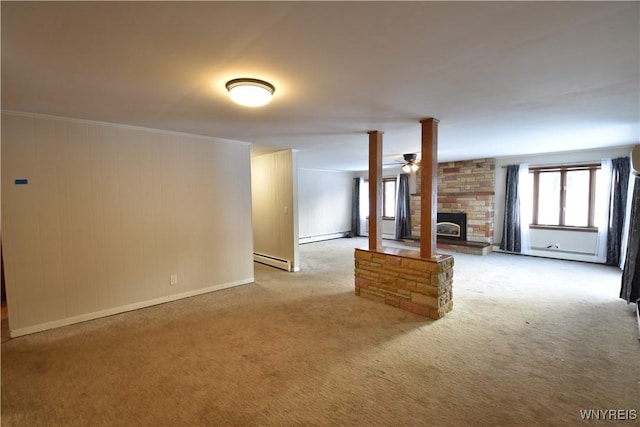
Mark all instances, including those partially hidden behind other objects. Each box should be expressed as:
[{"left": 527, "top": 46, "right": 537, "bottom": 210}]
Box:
[{"left": 384, "top": 153, "right": 420, "bottom": 173}]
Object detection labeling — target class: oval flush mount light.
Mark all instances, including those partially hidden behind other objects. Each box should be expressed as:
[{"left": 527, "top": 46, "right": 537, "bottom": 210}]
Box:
[{"left": 225, "top": 78, "right": 275, "bottom": 107}]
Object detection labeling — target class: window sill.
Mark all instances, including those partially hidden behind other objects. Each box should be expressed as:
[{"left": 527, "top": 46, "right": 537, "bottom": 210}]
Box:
[{"left": 529, "top": 225, "right": 598, "bottom": 233}]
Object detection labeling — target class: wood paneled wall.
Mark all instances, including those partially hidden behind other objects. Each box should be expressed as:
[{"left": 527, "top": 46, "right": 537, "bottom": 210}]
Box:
[{"left": 251, "top": 150, "right": 299, "bottom": 271}]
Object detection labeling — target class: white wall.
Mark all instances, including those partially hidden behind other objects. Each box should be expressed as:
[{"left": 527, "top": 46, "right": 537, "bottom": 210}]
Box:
[
  {"left": 251, "top": 150, "right": 299, "bottom": 271},
  {"left": 1, "top": 112, "right": 255, "bottom": 336},
  {"left": 298, "top": 168, "right": 352, "bottom": 244},
  {"left": 494, "top": 145, "right": 635, "bottom": 262}
]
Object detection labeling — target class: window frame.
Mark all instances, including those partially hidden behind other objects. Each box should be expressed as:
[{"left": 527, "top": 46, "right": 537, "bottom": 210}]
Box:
[
  {"left": 362, "top": 177, "right": 398, "bottom": 220},
  {"left": 530, "top": 163, "right": 600, "bottom": 232},
  {"left": 382, "top": 177, "right": 397, "bottom": 220}
]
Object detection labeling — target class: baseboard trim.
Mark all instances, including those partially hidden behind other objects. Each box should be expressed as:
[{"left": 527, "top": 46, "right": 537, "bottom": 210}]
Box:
[{"left": 10, "top": 278, "right": 254, "bottom": 338}]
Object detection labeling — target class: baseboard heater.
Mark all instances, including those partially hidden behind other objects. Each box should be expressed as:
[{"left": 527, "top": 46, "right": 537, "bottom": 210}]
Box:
[
  {"left": 299, "top": 232, "right": 346, "bottom": 245},
  {"left": 253, "top": 253, "right": 291, "bottom": 272},
  {"left": 530, "top": 247, "right": 593, "bottom": 256}
]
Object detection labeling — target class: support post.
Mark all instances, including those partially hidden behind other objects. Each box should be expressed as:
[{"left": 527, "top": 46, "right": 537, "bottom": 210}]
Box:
[
  {"left": 420, "top": 118, "right": 439, "bottom": 258},
  {"left": 368, "top": 131, "right": 383, "bottom": 250}
]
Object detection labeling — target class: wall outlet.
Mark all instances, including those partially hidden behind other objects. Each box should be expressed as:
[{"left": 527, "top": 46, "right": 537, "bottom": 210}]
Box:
[{"left": 170, "top": 274, "right": 178, "bottom": 285}]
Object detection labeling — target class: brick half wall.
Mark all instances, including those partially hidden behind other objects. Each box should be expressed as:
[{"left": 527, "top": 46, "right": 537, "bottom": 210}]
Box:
[{"left": 354, "top": 248, "right": 454, "bottom": 319}]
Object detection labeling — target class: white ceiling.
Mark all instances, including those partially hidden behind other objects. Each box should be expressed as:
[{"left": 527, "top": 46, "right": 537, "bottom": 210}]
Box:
[{"left": 2, "top": 1, "right": 638, "bottom": 171}]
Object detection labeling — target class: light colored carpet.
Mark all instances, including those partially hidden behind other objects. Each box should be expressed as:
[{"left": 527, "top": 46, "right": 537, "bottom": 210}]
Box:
[{"left": 1, "top": 237, "right": 638, "bottom": 426}]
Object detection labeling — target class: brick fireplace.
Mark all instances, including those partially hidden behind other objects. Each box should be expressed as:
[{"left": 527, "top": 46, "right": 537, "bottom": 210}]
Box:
[
  {"left": 410, "top": 158, "right": 496, "bottom": 254},
  {"left": 437, "top": 212, "right": 467, "bottom": 241}
]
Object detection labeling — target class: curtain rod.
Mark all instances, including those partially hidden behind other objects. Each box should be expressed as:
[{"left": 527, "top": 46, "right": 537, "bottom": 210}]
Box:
[{"left": 500, "top": 160, "right": 605, "bottom": 169}]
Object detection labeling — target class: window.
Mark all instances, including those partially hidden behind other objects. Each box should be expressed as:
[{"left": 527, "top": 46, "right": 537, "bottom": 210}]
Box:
[
  {"left": 383, "top": 178, "right": 397, "bottom": 219},
  {"left": 361, "top": 178, "right": 397, "bottom": 219},
  {"left": 530, "top": 164, "right": 601, "bottom": 230}
]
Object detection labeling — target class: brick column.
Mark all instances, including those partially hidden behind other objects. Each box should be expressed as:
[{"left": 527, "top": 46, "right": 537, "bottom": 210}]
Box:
[
  {"left": 355, "top": 247, "right": 454, "bottom": 319},
  {"left": 355, "top": 121, "right": 454, "bottom": 320}
]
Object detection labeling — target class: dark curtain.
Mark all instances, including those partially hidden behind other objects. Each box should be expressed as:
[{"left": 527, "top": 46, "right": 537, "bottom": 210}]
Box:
[
  {"left": 606, "top": 157, "right": 630, "bottom": 266},
  {"left": 500, "top": 165, "right": 521, "bottom": 252},
  {"left": 395, "top": 174, "right": 411, "bottom": 240},
  {"left": 620, "top": 176, "right": 640, "bottom": 303},
  {"left": 351, "top": 177, "right": 360, "bottom": 236}
]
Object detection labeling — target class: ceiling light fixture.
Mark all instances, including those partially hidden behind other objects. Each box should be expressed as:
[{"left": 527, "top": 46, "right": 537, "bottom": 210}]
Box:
[
  {"left": 225, "top": 78, "right": 275, "bottom": 107},
  {"left": 401, "top": 153, "right": 419, "bottom": 173},
  {"left": 401, "top": 163, "right": 419, "bottom": 173}
]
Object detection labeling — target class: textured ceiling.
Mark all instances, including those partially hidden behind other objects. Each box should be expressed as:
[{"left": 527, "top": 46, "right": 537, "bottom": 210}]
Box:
[{"left": 2, "top": 1, "right": 638, "bottom": 171}]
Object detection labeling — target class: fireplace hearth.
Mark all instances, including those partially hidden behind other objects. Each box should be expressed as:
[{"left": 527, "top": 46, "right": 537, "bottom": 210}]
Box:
[{"left": 437, "top": 212, "right": 467, "bottom": 241}]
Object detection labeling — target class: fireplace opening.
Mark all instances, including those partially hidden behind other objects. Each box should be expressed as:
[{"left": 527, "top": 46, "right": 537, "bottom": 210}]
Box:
[{"left": 437, "top": 213, "right": 467, "bottom": 241}]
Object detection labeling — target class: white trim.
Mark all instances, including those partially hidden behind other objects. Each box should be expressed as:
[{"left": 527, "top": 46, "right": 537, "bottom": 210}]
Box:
[
  {"left": 1, "top": 110, "right": 251, "bottom": 146},
  {"left": 9, "top": 278, "right": 254, "bottom": 338}
]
